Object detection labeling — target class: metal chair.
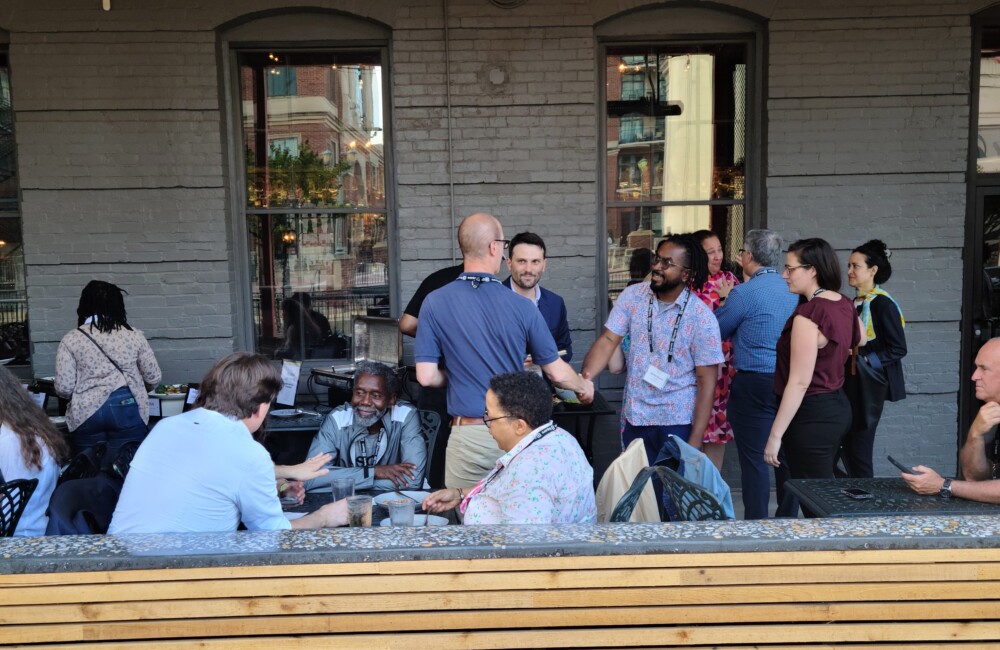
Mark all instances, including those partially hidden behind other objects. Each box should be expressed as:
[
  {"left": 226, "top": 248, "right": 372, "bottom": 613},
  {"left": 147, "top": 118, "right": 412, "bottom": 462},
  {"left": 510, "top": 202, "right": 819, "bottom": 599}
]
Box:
[
  {"left": 611, "top": 466, "right": 728, "bottom": 522},
  {"left": 112, "top": 440, "right": 142, "bottom": 481},
  {"left": 58, "top": 441, "right": 107, "bottom": 485},
  {"left": 0, "top": 478, "right": 39, "bottom": 537},
  {"left": 417, "top": 409, "right": 441, "bottom": 486}
]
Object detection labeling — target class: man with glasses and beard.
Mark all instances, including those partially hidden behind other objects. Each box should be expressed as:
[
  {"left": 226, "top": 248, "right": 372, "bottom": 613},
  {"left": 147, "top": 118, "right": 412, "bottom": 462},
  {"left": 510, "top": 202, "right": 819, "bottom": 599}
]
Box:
[
  {"left": 304, "top": 361, "right": 426, "bottom": 491},
  {"left": 584, "top": 234, "right": 723, "bottom": 466}
]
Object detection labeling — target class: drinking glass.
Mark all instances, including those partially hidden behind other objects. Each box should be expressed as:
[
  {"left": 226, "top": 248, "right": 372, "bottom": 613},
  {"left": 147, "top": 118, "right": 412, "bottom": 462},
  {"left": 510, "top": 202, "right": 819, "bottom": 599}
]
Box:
[
  {"left": 387, "top": 499, "right": 416, "bottom": 526},
  {"left": 330, "top": 478, "right": 354, "bottom": 503},
  {"left": 346, "top": 495, "right": 372, "bottom": 527}
]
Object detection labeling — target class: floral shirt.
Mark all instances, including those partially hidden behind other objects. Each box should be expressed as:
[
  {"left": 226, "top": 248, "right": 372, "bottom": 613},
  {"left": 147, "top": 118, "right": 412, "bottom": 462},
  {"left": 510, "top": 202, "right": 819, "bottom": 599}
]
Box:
[
  {"left": 606, "top": 283, "right": 724, "bottom": 426},
  {"left": 463, "top": 423, "right": 596, "bottom": 525}
]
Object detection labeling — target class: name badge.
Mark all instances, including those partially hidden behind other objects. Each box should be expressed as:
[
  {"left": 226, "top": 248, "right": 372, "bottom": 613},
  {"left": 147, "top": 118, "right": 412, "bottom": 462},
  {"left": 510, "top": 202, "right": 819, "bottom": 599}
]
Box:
[{"left": 642, "top": 364, "right": 669, "bottom": 390}]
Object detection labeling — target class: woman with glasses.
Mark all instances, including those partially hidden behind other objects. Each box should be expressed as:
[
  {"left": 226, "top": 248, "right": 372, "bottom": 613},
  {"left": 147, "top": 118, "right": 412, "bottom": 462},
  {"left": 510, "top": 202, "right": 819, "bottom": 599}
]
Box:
[
  {"left": 843, "top": 239, "right": 907, "bottom": 477},
  {"left": 692, "top": 229, "right": 741, "bottom": 470},
  {"left": 422, "top": 371, "right": 596, "bottom": 524},
  {"left": 764, "top": 239, "right": 862, "bottom": 488}
]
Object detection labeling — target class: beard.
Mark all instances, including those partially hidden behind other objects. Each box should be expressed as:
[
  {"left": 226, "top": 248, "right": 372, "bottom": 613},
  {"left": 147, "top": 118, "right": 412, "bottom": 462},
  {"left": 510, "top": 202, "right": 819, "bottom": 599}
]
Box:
[
  {"left": 650, "top": 274, "right": 684, "bottom": 294},
  {"left": 354, "top": 407, "right": 387, "bottom": 428},
  {"left": 513, "top": 271, "right": 540, "bottom": 290}
]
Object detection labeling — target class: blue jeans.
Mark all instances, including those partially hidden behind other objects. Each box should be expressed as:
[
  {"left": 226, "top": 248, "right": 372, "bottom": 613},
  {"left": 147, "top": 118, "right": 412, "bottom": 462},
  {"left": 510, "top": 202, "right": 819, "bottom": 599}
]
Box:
[
  {"left": 71, "top": 386, "right": 148, "bottom": 470},
  {"left": 622, "top": 421, "right": 692, "bottom": 520},
  {"left": 728, "top": 371, "right": 793, "bottom": 519}
]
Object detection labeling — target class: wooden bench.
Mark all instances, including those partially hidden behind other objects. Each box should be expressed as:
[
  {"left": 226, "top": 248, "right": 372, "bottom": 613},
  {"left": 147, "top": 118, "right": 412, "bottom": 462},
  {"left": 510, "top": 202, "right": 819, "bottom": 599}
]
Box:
[{"left": 4, "top": 545, "right": 1000, "bottom": 647}]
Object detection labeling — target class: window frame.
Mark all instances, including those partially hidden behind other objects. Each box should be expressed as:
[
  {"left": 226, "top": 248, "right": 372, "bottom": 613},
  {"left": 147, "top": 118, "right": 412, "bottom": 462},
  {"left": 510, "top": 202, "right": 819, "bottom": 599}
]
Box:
[
  {"left": 221, "top": 38, "right": 396, "bottom": 357},
  {"left": 596, "top": 26, "right": 763, "bottom": 330}
]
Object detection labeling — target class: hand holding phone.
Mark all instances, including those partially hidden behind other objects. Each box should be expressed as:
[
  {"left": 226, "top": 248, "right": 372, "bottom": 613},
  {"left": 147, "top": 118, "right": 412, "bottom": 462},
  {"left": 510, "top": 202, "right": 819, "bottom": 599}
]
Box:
[{"left": 887, "top": 455, "right": 918, "bottom": 475}]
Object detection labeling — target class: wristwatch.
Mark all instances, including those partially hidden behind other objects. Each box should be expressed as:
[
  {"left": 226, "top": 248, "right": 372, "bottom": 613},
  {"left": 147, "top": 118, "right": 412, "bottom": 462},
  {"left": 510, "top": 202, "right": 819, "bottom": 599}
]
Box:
[{"left": 940, "top": 478, "right": 953, "bottom": 499}]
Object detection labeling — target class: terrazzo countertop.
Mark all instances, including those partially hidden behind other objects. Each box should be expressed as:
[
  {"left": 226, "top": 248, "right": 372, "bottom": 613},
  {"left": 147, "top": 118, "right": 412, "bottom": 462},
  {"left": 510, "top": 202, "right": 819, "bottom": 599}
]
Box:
[{"left": 4, "top": 515, "right": 1000, "bottom": 574}]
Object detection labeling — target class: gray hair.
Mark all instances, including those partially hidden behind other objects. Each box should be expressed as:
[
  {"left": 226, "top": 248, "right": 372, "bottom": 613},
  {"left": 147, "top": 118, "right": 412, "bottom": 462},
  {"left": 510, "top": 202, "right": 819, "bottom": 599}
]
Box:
[
  {"left": 744, "top": 229, "right": 783, "bottom": 269},
  {"left": 353, "top": 360, "right": 399, "bottom": 399}
]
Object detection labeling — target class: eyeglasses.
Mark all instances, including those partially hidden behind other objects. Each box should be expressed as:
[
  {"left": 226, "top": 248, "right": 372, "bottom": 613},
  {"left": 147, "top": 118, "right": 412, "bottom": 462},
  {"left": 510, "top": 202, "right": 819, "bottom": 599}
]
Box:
[
  {"left": 783, "top": 264, "right": 812, "bottom": 273},
  {"left": 493, "top": 239, "right": 510, "bottom": 250},
  {"left": 737, "top": 248, "right": 746, "bottom": 255},
  {"left": 651, "top": 255, "right": 689, "bottom": 271},
  {"left": 483, "top": 410, "right": 515, "bottom": 427}
]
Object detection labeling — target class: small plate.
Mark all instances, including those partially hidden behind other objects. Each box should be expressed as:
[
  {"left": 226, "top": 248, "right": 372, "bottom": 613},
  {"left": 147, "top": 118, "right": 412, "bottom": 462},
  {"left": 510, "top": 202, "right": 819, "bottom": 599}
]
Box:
[
  {"left": 373, "top": 491, "right": 430, "bottom": 506},
  {"left": 150, "top": 384, "right": 188, "bottom": 400},
  {"left": 379, "top": 514, "right": 448, "bottom": 527},
  {"left": 270, "top": 409, "right": 302, "bottom": 418}
]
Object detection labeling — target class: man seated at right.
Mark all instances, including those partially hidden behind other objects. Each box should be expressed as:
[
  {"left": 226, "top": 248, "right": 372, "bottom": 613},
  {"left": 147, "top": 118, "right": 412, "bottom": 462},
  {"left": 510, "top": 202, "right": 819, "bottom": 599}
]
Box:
[
  {"left": 109, "top": 352, "right": 346, "bottom": 534},
  {"left": 904, "top": 337, "right": 1000, "bottom": 502},
  {"left": 304, "top": 360, "right": 426, "bottom": 492}
]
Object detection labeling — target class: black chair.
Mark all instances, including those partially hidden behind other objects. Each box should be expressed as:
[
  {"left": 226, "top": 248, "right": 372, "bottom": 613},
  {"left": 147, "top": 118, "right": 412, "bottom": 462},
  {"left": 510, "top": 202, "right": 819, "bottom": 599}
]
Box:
[
  {"left": 1, "top": 478, "right": 39, "bottom": 537},
  {"left": 45, "top": 474, "right": 122, "bottom": 535},
  {"left": 112, "top": 440, "right": 142, "bottom": 481},
  {"left": 611, "top": 466, "right": 728, "bottom": 523},
  {"left": 417, "top": 409, "right": 441, "bottom": 487},
  {"left": 58, "top": 441, "right": 107, "bottom": 485}
]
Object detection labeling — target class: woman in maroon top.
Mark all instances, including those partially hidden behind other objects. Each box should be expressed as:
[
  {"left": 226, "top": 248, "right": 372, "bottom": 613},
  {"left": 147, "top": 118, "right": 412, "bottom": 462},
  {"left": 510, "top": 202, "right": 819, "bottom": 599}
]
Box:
[{"left": 764, "top": 238, "right": 862, "bottom": 483}]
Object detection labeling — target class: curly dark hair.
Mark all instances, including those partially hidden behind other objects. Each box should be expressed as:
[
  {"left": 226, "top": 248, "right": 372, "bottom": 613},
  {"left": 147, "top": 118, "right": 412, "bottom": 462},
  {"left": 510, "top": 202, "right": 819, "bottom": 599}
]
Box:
[
  {"left": 76, "top": 280, "right": 132, "bottom": 333},
  {"left": 660, "top": 234, "right": 709, "bottom": 290},
  {"left": 488, "top": 371, "right": 553, "bottom": 430},
  {"left": 852, "top": 239, "right": 893, "bottom": 285}
]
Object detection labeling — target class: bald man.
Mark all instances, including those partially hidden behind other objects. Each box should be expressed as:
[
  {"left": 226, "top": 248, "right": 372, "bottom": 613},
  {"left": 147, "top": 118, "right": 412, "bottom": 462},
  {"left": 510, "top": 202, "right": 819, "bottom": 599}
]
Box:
[
  {"left": 903, "top": 337, "right": 1000, "bottom": 503},
  {"left": 415, "top": 212, "right": 594, "bottom": 487}
]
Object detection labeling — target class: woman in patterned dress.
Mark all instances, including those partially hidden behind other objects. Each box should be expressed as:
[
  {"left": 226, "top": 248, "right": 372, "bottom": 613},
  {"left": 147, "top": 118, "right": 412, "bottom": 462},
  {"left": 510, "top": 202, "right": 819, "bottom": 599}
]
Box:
[{"left": 692, "top": 230, "right": 740, "bottom": 470}]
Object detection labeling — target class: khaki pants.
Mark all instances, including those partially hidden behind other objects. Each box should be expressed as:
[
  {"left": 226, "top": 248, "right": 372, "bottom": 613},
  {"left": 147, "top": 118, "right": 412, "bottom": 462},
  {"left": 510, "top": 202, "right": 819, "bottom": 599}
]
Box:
[{"left": 444, "top": 424, "right": 503, "bottom": 488}]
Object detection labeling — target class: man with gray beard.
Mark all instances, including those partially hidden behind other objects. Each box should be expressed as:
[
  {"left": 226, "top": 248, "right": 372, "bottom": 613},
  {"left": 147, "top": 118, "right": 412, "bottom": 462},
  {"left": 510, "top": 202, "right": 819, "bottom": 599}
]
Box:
[{"left": 304, "top": 361, "right": 426, "bottom": 491}]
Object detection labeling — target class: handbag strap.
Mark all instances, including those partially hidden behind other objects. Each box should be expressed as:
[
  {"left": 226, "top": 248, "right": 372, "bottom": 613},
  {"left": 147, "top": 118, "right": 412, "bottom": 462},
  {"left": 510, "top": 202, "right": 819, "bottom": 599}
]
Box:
[
  {"left": 849, "top": 317, "right": 859, "bottom": 377},
  {"left": 76, "top": 327, "right": 127, "bottom": 378}
]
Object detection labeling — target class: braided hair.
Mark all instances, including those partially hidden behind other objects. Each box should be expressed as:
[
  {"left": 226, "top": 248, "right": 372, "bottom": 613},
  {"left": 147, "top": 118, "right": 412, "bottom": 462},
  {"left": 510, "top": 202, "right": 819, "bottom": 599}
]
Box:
[
  {"left": 76, "top": 280, "right": 133, "bottom": 333},
  {"left": 661, "top": 233, "right": 709, "bottom": 290}
]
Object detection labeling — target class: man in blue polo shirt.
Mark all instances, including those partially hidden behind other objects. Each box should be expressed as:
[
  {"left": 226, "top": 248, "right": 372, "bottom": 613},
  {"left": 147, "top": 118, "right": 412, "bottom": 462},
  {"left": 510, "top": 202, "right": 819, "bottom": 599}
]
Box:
[
  {"left": 502, "top": 232, "right": 573, "bottom": 361},
  {"left": 715, "top": 229, "right": 799, "bottom": 519},
  {"left": 415, "top": 212, "right": 593, "bottom": 488}
]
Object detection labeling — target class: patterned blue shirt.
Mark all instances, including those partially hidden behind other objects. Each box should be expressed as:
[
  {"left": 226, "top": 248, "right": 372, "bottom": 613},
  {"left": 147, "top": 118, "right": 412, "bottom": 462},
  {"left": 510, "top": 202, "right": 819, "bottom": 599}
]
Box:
[{"left": 714, "top": 268, "right": 799, "bottom": 374}]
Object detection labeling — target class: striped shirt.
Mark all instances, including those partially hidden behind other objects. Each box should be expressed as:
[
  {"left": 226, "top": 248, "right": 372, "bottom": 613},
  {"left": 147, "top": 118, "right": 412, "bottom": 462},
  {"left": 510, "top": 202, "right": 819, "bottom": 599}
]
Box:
[{"left": 714, "top": 268, "right": 799, "bottom": 374}]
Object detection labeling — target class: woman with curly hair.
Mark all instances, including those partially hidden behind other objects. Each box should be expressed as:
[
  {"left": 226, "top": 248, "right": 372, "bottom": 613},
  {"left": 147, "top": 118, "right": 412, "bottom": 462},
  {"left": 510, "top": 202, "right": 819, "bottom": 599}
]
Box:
[
  {"left": 0, "top": 365, "right": 70, "bottom": 535},
  {"left": 692, "top": 229, "right": 740, "bottom": 470}
]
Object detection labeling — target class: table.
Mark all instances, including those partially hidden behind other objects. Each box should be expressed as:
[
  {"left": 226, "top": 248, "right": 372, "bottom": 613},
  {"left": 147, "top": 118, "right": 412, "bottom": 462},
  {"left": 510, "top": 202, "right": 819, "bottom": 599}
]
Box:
[
  {"left": 263, "top": 410, "right": 326, "bottom": 466},
  {"left": 552, "top": 390, "right": 616, "bottom": 462},
  {"left": 784, "top": 477, "right": 1000, "bottom": 517}
]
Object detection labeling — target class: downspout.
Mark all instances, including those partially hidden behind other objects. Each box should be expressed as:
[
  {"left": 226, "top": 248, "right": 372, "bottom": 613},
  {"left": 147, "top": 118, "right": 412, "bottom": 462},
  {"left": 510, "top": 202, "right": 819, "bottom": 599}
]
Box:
[{"left": 443, "top": 0, "right": 456, "bottom": 263}]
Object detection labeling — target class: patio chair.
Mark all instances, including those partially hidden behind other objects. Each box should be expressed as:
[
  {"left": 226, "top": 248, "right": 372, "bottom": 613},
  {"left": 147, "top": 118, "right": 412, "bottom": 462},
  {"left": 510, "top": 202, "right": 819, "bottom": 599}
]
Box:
[
  {"left": 611, "top": 466, "right": 728, "bottom": 522},
  {"left": 112, "top": 440, "right": 142, "bottom": 482},
  {"left": 58, "top": 441, "right": 107, "bottom": 485},
  {"left": 417, "top": 409, "right": 441, "bottom": 487},
  {"left": 0, "top": 478, "right": 39, "bottom": 537},
  {"left": 45, "top": 473, "right": 122, "bottom": 535}
]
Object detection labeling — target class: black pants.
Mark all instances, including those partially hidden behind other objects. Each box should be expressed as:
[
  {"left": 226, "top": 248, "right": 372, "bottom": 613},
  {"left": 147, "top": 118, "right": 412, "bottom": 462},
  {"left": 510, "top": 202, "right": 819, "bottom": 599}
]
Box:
[
  {"left": 782, "top": 390, "right": 851, "bottom": 481},
  {"left": 417, "top": 385, "right": 450, "bottom": 489},
  {"left": 839, "top": 374, "right": 889, "bottom": 478}
]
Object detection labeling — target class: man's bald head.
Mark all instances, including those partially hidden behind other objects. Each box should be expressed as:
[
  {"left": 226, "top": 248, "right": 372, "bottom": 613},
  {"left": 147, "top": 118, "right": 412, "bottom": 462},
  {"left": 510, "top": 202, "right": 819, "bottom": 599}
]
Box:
[
  {"left": 458, "top": 212, "right": 503, "bottom": 260},
  {"left": 973, "top": 337, "right": 1000, "bottom": 402}
]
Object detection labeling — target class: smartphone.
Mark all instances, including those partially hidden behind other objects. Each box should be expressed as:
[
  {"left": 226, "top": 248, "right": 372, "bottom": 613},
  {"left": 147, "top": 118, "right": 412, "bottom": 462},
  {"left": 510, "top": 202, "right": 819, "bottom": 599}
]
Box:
[
  {"left": 887, "top": 455, "right": 918, "bottom": 475},
  {"left": 841, "top": 488, "right": 874, "bottom": 500}
]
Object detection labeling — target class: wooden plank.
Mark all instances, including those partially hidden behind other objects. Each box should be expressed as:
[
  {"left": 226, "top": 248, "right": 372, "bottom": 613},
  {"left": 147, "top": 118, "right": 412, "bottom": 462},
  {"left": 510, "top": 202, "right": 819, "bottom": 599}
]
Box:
[
  {"left": 4, "top": 547, "right": 1000, "bottom": 587},
  {"left": 6, "top": 601, "right": 1000, "bottom": 644},
  {"left": 9, "top": 622, "right": 1000, "bottom": 649},
  {"left": 4, "top": 581, "right": 1000, "bottom": 626},
  {"left": 3, "top": 561, "right": 995, "bottom": 606}
]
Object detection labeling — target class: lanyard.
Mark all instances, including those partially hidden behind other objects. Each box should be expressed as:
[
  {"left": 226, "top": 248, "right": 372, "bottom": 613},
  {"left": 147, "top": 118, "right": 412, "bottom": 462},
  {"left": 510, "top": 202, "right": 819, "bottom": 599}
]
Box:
[
  {"left": 460, "top": 422, "right": 557, "bottom": 513},
  {"left": 753, "top": 268, "right": 777, "bottom": 278},
  {"left": 647, "top": 288, "right": 691, "bottom": 362},
  {"left": 457, "top": 274, "right": 502, "bottom": 289}
]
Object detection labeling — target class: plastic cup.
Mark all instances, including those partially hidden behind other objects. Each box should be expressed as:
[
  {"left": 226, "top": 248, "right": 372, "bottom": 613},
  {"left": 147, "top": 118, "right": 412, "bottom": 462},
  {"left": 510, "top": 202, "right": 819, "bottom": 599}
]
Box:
[
  {"left": 346, "top": 495, "right": 373, "bottom": 527},
  {"left": 387, "top": 499, "right": 416, "bottom": 526},
  {"left": 330, "top": 478, "right": 355, "bottom": 503}
]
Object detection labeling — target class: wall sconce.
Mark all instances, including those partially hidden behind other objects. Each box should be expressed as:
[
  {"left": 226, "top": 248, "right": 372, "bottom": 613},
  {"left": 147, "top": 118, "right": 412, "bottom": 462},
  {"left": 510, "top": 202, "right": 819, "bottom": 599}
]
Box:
[
  {"left": 281, "top": 230, "right": 296, "bottom": 245},
  {"left": 102, "top": 0, "right": 111, "bottom": 10}
]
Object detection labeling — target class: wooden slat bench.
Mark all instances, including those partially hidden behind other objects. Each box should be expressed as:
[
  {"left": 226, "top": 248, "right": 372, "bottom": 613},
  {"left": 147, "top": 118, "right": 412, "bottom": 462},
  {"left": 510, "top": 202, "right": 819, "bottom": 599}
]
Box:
[{"left": 3, "top": 518, "right": 1000, "bottom": 647}]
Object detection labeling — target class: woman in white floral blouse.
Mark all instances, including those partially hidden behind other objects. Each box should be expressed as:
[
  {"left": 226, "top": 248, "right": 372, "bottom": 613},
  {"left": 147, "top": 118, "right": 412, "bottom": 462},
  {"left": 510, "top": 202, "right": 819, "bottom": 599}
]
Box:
[
  {"left": 423, "top": 372, "right": 597, "bottom": 525},
  {"left": 55, "top": 281, "right": 161, "bottom": 468}
]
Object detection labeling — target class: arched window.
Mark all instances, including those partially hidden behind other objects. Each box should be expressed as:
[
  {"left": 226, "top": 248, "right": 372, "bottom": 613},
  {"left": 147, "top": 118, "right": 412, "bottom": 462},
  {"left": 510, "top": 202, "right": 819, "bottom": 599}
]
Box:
[
  {"left": 597, "top": 5, "right": 764, "bottom": 306},
  {"left": 221, "top": 12, "right": 392, "bottom": 360}
]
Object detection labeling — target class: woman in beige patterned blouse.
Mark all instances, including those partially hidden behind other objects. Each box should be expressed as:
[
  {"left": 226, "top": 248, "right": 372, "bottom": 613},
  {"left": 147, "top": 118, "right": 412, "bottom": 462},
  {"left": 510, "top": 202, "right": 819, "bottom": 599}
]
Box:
[{"left": 55, "top": 281, "right": 161, "bottom": 468}]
